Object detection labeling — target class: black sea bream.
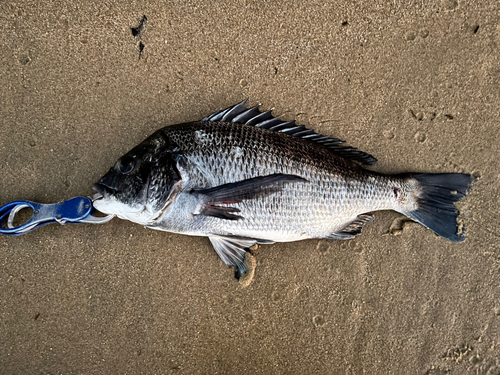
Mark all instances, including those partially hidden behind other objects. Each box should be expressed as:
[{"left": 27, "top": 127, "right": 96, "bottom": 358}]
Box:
[{"left": 93, "top": 101, "right": 474, "bottom": 277}]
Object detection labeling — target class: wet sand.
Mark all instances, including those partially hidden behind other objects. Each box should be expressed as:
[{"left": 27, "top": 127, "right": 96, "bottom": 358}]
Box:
[{"left": 1, "top": 1, "right": 499, "bottom": 373}]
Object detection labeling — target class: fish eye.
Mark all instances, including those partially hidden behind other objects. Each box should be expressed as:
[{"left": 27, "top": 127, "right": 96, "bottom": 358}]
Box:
[{"left": 119, "top": 157, "right": 136, "bottom": 174}]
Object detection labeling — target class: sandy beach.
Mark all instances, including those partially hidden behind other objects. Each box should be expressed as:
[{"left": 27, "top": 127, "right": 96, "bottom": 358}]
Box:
[{"left": 1, "top": 1, "right": 499, "bottom": 373}]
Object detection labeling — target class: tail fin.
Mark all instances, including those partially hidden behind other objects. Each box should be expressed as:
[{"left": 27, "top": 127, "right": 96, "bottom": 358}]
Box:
[{"left": 402, "top": 173, "right": 474, "bottom": 242}]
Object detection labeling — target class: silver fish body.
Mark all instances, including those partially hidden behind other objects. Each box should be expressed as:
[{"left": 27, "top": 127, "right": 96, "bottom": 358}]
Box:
[
  {"left": 93, "top": 101, "right": 473, "bottom": 277},
  {"left": 148, "top": 122, "right": 405, "bottom": 240}
]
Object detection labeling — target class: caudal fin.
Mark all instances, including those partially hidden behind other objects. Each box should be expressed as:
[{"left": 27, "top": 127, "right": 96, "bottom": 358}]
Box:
[{"left": 402, "top": 173, "right": 474, "bottom": 242}]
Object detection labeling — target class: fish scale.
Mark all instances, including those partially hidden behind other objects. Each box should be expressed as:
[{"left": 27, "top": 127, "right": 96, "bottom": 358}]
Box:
[{"left": 93, "top": 101, "right": 474, "bottom": 278}]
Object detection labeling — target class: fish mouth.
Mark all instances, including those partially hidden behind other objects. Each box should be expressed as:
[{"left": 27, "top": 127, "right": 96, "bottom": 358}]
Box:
[{"left": 92, "top": 182, "right": 116, "bottom": 197}]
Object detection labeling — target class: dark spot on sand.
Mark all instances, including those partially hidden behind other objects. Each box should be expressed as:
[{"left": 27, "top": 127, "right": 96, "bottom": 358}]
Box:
[
  {"left": 272, "top": 290, "right": 282, "bottom": 301},
  {"left": 313, "top": 315, "right": 326, "bottom": 327},
  {"left": 139, "top": 41, "right": 145, "bottom": 59},
  {"left": 131, "top": 15, "right": 147, "bottom": 59},
  {"left": 19, "top": 55, "right": 31, "bottom": 65},
  {"left": 473, "top": 25, "right": 479, "bottom": 34},
  {"left": 341, "top": 21, "right": 348, "bottom": 26},
  {"left": 444, "top": 114, "right": 454, "bottom": 119},
  {"left": 409, "top": 109, "right": 423, "bottom": 121},
  {"left": 131, "top": 15, "right": 147, "bottom": 38}
]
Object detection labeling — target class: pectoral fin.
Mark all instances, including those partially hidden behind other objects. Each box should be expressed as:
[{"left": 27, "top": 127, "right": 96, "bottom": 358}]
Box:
[
  {"left": 209, "top": 236, "right": 258, "bottom": 278},
  {"left": 193, "top": 173, "right": 307, "bottom": 203},
  {"left": 200, "top": 205, "right": 242, "bottom": 220},
  {"left": 193, "top": 174, "right": 307, "bottom": 220}
]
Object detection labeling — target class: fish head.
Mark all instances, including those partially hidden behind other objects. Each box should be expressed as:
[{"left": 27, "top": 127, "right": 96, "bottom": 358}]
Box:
[{"left": 92, "top": 132, "right": 181, "bottom": 225}]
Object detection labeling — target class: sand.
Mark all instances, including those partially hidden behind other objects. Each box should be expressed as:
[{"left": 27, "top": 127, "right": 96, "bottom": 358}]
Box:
[{"left": 1, "top": 0, "right": 499, "bottom": 373}]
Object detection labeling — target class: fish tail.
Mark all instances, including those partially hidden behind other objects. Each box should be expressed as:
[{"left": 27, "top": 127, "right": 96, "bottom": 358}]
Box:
[{"left": 397, "top": 173, "right": 474, "bottom": 242}]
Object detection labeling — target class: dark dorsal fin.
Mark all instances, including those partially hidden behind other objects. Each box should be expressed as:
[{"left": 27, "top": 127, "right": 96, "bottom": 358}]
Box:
[{"left": 202, "top": 99, "right": 377, "bottom": 166}]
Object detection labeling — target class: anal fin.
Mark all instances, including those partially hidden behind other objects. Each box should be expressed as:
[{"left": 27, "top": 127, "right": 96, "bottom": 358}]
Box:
[{"left": 327, "top": 214, "right": 374, "bottom": 240}]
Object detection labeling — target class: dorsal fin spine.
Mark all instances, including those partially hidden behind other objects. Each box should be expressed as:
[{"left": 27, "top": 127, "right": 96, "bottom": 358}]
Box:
[{"left": 202, "top": 100, "right": 377, "bottom": 165}]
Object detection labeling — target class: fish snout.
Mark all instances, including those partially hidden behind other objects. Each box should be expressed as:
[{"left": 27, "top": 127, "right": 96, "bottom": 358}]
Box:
[{"left": 93, "top": 171, "right": 121, "bottom": 196}]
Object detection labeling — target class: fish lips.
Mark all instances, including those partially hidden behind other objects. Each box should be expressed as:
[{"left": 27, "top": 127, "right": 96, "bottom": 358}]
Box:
[
  {"left": 92, "top": 182, "right": 115, "bottom": 197},
  {"left": 92, "top": 170, "right": 127, "bottom": 197}
]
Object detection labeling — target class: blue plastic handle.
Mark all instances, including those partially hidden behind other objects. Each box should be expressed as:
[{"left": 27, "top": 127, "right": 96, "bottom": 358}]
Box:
[{"left": 0, "top": 197, "right": 93, "bottom": 236}]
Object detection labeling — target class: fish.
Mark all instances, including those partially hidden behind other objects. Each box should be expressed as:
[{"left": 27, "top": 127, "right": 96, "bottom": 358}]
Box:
[{"left": 92, "top": 100, "right": 474, "bottom": 278}]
